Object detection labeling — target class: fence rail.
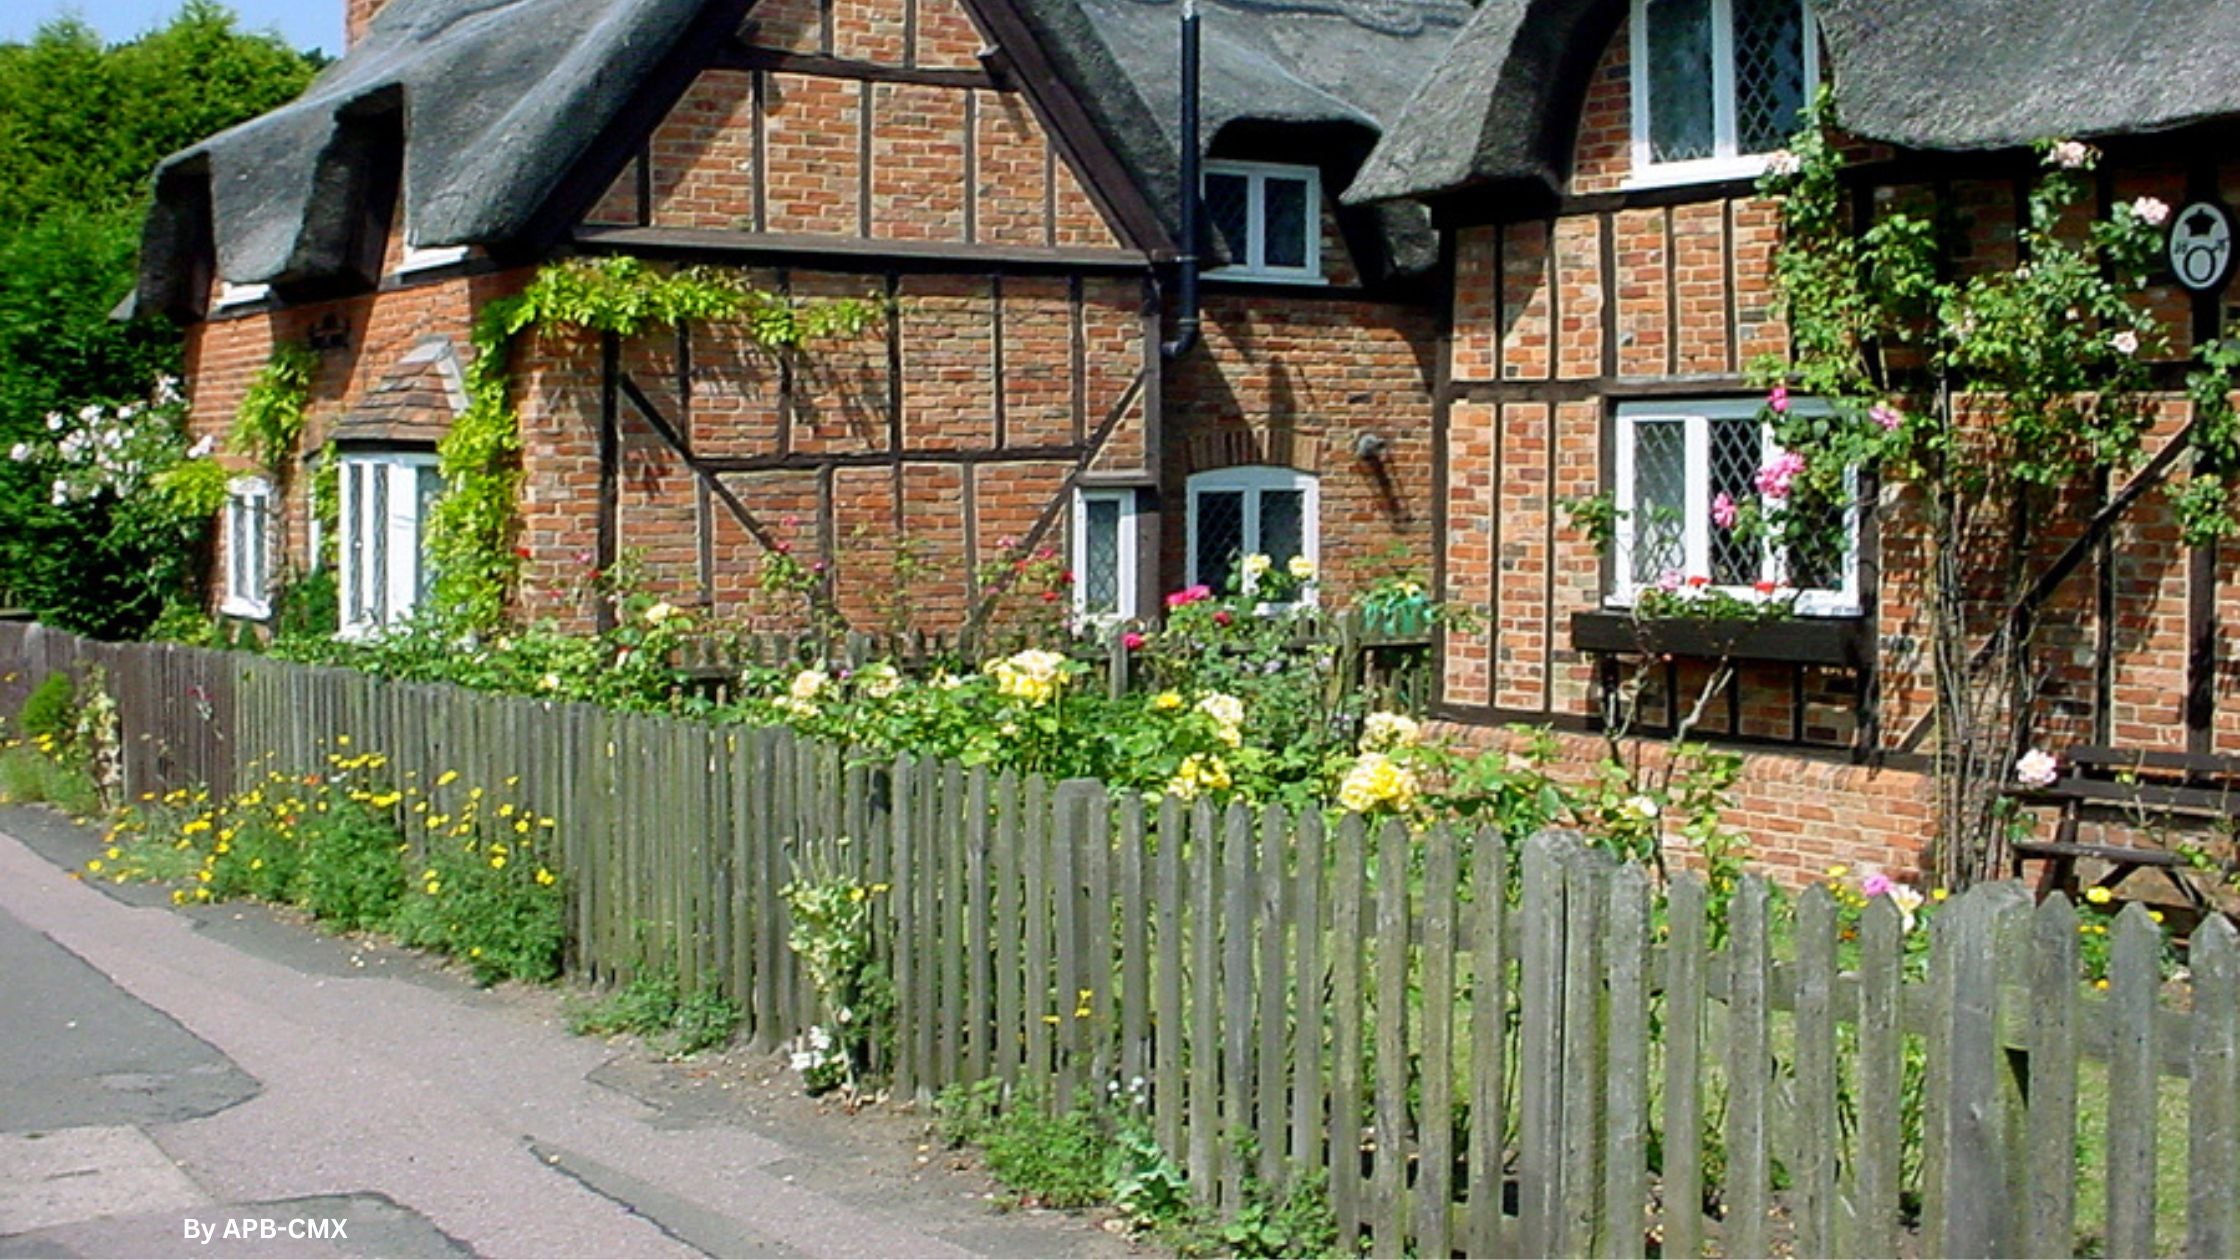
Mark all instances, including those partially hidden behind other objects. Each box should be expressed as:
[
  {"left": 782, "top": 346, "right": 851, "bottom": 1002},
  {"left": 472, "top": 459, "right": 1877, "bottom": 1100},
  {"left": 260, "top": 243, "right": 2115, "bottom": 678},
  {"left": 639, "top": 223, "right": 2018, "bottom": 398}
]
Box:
[{"left": 3, "top": 622, "right": 2233, "bottom": 1257}]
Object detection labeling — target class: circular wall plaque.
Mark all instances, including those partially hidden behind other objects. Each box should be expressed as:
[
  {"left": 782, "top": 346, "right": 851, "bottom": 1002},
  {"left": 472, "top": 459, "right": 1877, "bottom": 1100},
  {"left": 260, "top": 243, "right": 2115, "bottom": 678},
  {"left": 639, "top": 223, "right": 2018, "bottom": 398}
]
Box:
[{"left": 2168, "top": 201, "right": 2236, "bottom": 294}]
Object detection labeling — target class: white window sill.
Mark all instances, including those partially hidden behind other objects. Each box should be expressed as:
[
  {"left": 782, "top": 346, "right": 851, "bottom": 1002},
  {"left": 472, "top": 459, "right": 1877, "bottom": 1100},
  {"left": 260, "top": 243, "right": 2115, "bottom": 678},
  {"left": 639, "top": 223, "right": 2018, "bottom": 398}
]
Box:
[
  {"left": 1606, "top": 591, "right": 1862, "bottom": 619},
  {"left": 215, "top": 282, "right": 273, "bottom": 309},
  {"left": 396, "top": 245, "right": 470, "bottom": 276},
  {"left": 1621, "top": 154, "right": 1774, "bottom": 193},
  {"left": 220, "top": 596, "right": 271, "bottom": 621},
  {"left": 1203, "top": 266, "right": 1325, "bottom": 286}
]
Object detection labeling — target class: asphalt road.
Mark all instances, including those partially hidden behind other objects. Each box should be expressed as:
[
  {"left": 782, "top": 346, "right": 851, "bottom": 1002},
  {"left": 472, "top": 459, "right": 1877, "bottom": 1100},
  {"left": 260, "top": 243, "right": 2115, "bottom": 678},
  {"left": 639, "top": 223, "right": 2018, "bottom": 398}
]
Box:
[{"left": 0, "top": 805, "right": 1143, "bottom": 1259}]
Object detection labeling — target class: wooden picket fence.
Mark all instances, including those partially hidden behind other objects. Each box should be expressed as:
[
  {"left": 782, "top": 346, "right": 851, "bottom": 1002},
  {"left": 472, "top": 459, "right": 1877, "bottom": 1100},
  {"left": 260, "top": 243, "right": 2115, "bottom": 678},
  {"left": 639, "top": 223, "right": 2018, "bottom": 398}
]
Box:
[{"left": 4, "top": 623, "right": 2236, "bottom": 1257}]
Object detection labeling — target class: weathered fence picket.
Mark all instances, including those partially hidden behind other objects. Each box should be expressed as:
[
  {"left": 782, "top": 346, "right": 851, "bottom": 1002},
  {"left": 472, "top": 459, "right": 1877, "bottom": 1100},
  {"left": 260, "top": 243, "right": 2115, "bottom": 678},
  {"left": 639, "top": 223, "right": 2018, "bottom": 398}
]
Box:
[{"left": 2, "top": 621, "right": 2228, "bottom": 1260}]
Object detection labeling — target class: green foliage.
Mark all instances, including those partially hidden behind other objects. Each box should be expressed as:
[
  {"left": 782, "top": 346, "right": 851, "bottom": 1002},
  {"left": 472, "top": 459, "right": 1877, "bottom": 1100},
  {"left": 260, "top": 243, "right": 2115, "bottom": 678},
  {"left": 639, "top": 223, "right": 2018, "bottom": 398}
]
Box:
[
  {"left": 0, "top": 743, "right": 101, "bottom": 815},
  {"left": 0, "top": 7, "right": 322, "bottom": 638},
  {"left": 933, "top": 1084, "right": 1117, "bottom": 1209},
  {"left": 565, "top": 970, "right": 741, "bottom": 1056},
  {"left": 18, "top": 671, "right": 75, "bottom": 743},
  {"left": 228, "top": 342, "right": 317, "bottom": 470},
  {"left": 104, "top": 747, "right": 566, "bottom": 984},
  {"left": 427, "top": 258, "right": 886, "bottom": 633},
  {"left": 297, "top": 801, "right": 405, "bottom": 931},
  {"left": 781, "top": 858, "right": 894, "bottom": 1094}
]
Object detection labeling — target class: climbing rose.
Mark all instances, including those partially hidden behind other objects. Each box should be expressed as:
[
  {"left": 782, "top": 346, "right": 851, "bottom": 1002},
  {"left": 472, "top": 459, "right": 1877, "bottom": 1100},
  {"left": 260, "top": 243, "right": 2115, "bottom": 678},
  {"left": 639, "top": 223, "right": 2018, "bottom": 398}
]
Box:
[
  {"left": 1871, "top": 403, "right": 1904, "bottom": 432},
  {"left": 1764, "top": 149, "right": 1802, "bottom": 177},
  {"left": 1711, "top": 491, "right": 1739, "bottom": 530},
  {"left": 1165, "top": 584, "right": 1212, "bottom": 609},
  {"left": 1767, "top": 384, "right": 1790, "bottom": 414},
  {"left": 2046, "top": 139, "right": 2094, "bottom": 169},
  {"left": 2110, "top": 329, "right": 2140, "bottom": 356},
  {"left": 2131, "top": 196, "right": 2171, "bottom": 227},
  {"left": 2014, "top": 748, "right": 2060, "bottom": 789},
  {"left": 1754, "top": 451, "right": 1807, "bottom": 501},
  {"left": 1121, "top": 631, "right": 1147, "bottom": 651}
]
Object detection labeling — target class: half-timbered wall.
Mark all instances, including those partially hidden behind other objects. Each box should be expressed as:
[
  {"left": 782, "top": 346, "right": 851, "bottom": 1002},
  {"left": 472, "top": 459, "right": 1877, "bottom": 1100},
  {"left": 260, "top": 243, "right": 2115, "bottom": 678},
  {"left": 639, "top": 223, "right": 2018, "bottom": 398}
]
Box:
[
  {"left": 530, "top": 0, "right": 1162, "bottom": 634},
  {"left": 1434, "top": 13, "right": 2240, "bottom": 880}
]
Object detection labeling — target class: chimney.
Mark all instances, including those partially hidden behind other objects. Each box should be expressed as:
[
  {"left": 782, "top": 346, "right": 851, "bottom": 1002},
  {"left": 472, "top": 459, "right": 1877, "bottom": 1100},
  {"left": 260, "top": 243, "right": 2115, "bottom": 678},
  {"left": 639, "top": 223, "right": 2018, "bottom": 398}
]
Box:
[{"left": 345, "top": 0, "right": 390, "bottom": 50}]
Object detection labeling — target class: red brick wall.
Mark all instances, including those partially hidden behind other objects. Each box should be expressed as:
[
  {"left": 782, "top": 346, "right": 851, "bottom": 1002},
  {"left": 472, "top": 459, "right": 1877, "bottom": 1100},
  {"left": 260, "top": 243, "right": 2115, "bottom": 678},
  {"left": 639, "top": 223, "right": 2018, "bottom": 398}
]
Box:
[
  {"left": 186, "top": 269, "right": 530, "bottom": 605},
  {"left": 1160, "top": 294, "right": 1439, "bottom": 604},
  {"left": 1432, "top": 14, "right": 2240, "bottom": 879}
]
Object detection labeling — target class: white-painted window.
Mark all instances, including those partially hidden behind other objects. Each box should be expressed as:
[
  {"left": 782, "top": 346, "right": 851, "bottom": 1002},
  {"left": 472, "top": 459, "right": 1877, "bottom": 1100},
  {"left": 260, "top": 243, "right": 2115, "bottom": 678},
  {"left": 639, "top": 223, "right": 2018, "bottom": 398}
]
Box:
[
  {"left": 338, "top": 451, "right": 444, "bottom": 636},
  {"left": 1203, "top": 161, "right": 1323, "bottom": 283},
  {"left": 1072, "top": 488, "right": 1142, "bottom": 626},
  {"left": 222, "top": 476, "right": 273, "bottom": 620},
  {"left": 397, "top": 244, "right": 470, "bottom": 275},
  {"left": 1612, "top": 397, "right": 1859, "bottom": 615},
  {"left": 215, "top": 281, "right": 272, "bottom": 309},
  {"left": 1186, "top": 466, "right": 1319, "bottom": 600},
  {"left": 1630, "top": 0, "right": 1815, "bottom": 186}
]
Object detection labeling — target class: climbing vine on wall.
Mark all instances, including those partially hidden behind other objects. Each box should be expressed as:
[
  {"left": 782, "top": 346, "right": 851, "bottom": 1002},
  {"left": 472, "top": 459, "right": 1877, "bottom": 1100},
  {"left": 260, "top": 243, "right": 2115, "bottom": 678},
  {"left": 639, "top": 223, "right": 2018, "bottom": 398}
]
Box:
[
  {"left": 426, "top": 257, "right": 885, "bottom": 632},
  {"left": 228, "top": 342, "right": 318, "bottom": 472}
]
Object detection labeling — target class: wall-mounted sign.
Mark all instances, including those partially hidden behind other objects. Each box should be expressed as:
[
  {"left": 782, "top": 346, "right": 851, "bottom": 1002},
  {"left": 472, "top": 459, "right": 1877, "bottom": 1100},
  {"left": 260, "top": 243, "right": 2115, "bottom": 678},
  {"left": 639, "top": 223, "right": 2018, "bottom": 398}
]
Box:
[{"left": 2168, "top": 201, "right": 2235, "bottom": 294}]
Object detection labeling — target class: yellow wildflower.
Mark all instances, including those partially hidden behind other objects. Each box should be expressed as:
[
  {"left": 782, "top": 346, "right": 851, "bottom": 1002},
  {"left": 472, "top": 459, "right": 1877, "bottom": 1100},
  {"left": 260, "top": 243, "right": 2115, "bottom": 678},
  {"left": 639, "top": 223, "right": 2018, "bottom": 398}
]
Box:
[
  {"left": 490, "top": 855, "right": 507, "bottom": 870},
  {"left": 425, "top": 880, "right": 441, "bottom": 896},
  {"left": 535, "top": 868, "right": 557, "bottom": 887},
  {"left": 2085, "top": 886, "right": 2114, "bottom": 905},
  {"left": 1152, "top": 691, "right": 1184, "bottom": 712},
  {"left": 437, "top": 770, "right": 459, "bottom": 787}
]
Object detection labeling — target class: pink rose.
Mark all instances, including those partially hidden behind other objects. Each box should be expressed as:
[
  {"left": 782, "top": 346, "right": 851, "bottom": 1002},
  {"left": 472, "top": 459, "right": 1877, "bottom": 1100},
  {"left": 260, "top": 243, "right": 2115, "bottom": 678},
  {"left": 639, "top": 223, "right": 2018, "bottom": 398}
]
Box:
[
  {"left": 1768, "top": 384, "right": 1790, "bottom": 414},
  {"left": 1860, "top": 871, "right": 1894, "bottom": 898},
  {"left": 1754, "top": 451, "right": 1807, "bottom": 501},
  {"left": 1121, "top": 631, "right": 1146, "bottom": 651},
  {"left": 1711, "top": 491, "right": 1738, "bottom": 530},
  {"left": 1871, "top": 403, "right": 1904, "bottom": 432},
  {"left": 1165, "top": 584, "right": 1212, "bottom": 609},
  {"left": 1656, "top": 570, "right": 1683, "bottom": 594}
]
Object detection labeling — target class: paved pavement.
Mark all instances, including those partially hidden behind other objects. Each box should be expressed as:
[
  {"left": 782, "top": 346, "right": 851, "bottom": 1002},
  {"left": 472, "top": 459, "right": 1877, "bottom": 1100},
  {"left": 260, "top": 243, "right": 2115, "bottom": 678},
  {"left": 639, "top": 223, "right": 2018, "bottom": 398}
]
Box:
[{"left": 0, "top": 805, "right": 1144, "bottom": 1259}]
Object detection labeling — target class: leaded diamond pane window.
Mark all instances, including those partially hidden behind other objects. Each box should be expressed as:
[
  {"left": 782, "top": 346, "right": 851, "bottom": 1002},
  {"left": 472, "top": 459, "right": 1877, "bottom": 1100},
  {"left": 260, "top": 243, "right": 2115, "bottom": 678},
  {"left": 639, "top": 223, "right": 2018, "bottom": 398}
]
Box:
[
  {"left": 1187, "top": 468, "right": 1320, "bottom": 603},
  {"left": 223, "top": 477, "right": 272, "bottom": 619},
  {"left": 1629, "top": 420, "right": 1686, "bottom": 585},
  {"left": 1646, "top": 0, "right": 1716, "bottom": 164},
  {"left": 1202, "top": 162, "right": 1321, "bottom": 281},
  {"left": 1206, "top": 171, "right": 1250, "bottom": 267},
  {"left": 1734, "top": 0, "right": 1808, "bottom": 155},
  {"left": 1708, "top": 415, "right": 1762, "bottom": 585},
  {"left": 1613, "top": 399, "right": 1860, "bottom": 615},
  {"left": 1196, "top": 491, "right": 1245, "bottom": 595},
  {"left": 1634, "top": 0, "right": 1813, "bottom": 178}
]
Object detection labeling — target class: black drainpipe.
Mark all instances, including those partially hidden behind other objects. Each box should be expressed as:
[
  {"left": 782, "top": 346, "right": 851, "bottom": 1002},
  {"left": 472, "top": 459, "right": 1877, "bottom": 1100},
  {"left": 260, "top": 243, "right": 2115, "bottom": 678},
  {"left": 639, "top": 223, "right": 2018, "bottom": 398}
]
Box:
[{"left": 1161, "top": 0, "right": 1202, "bottom": 360}]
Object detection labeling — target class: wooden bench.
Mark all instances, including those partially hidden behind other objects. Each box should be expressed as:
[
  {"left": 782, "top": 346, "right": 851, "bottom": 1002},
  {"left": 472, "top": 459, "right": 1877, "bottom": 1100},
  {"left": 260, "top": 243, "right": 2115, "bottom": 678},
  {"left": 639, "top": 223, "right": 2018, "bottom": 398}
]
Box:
[{"left": 2006, "top": 745, "right": 2232, "bottom": 908}]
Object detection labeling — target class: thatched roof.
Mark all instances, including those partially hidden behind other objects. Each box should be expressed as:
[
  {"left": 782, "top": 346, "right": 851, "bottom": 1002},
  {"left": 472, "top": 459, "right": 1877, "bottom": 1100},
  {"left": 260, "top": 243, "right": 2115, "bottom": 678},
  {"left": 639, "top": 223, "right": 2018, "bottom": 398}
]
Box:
[
  {"left": 137, "top": 0, "right": 1466, "bottom": 311},
  {"left": 1350, "top": 0, "right": 2240, "bottom": 207}
]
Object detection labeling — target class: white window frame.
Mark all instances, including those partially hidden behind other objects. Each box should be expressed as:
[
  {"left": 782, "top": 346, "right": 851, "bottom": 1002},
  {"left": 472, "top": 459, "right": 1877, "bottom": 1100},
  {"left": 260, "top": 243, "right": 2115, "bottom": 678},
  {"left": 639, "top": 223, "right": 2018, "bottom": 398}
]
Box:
[
  {"left": 1627, "top": 0, "right": 1818, "bottom": 189},
  {"left": 1185, "top": 465, "right": 1321, "bottom": 604},
  {"left": 1071, "top": 487, "right": 1142, "bottom": 628},
  {"left": 221, "top": 475, "right": 274, "bottom": 621},
  {"left": 215, "top": 281, "right": 272, "bottom": 309},
  {"left": 1202, "top": 160, "right": 1324, "bottom": 284},
  {"left": 338, "top": 451, "right": 444, "bottom": 638},
  {"left": 1611, "top": 398, "right": 1860, "bottom": 615},
  {"left": 397, "top": 244, "right": 470, "bottom": 276}
]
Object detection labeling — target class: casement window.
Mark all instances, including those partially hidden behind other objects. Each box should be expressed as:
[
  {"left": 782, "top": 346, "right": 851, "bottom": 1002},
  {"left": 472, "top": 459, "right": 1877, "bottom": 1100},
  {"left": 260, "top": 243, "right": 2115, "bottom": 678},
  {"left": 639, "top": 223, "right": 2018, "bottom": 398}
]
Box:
[
  {"left": 1203, "top": 161, "right": 1322, "bottom": 283},
  {"left": 338, "top": 451, "right": 444, "bottom": 636},
  {"left": 1073, "top": 488, "right": 1142, "bottom": 625},
  {"left": 1612, "top": 398, "right": 1859, "bottom": 615},
  {"left": 221, "top": 476, "right": 273, "bottom": 620},
  {"left": 1186, "top": 466, "right": 1319, "bottom": 599},
  {"left": 1630, "top": 0, "right": 1815, "bottom": 185}
]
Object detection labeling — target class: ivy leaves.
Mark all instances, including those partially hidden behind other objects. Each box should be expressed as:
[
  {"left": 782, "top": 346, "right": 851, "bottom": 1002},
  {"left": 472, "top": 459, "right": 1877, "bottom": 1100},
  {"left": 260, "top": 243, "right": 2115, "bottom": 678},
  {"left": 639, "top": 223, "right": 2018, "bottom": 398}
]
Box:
[{"left": 425, "top": 257, "right": 887, "bottom": 634}]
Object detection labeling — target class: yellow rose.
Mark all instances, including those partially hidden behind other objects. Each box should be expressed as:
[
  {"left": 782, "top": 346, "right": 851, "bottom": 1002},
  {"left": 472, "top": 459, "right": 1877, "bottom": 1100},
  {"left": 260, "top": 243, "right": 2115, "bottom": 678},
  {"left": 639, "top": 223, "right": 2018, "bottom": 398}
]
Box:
[{"left": 1288, "top": 555, "right": 1316, "bottom": 581}]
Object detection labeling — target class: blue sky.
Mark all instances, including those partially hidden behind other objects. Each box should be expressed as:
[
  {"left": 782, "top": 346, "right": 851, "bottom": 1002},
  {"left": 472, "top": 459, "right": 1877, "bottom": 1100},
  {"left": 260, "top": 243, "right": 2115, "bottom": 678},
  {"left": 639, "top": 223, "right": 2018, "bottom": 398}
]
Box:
[{"left": 1, "top": 1, "right": 342, "bottom": 56}]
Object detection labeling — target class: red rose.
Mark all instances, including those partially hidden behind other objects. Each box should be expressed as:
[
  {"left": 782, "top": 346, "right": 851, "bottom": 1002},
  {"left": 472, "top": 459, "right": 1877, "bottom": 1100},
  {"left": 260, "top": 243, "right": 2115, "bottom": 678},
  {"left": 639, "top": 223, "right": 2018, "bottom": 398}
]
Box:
[
  {"left": 1213, "top": 610, "right": 1234, "bottom": 627},
  {"left": 1686, "top": 575, "right": 1710, "bottom": 588}
]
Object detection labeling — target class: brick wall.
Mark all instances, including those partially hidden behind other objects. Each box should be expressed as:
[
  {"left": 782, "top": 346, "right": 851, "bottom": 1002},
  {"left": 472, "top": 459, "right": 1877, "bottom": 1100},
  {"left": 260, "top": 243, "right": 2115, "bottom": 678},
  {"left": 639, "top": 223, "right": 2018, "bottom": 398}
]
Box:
[
  {"left": 1161, "top": 293, "right": 1439, "bottom": 604},
  {"left": 1432, "top": 14, "right": 2240, "bottom": 880}
]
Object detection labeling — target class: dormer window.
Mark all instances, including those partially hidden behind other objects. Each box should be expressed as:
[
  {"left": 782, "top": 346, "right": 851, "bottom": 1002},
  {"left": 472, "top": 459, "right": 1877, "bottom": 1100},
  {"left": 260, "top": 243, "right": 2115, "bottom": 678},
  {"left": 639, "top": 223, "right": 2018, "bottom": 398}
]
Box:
[
  {"left": 1630, "top": 0, "right": 1814, "bottom": 186},
  {"left": 1203, "top": 161, "right": 1322, "bottom": 283}
]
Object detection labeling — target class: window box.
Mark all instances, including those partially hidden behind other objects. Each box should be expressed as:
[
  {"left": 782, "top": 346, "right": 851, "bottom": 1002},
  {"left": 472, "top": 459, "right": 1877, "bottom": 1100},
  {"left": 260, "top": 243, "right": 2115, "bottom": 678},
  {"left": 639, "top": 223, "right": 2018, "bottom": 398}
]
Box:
[{"left": 1570, "top": 608, "right": 1867, "bottom": 668}]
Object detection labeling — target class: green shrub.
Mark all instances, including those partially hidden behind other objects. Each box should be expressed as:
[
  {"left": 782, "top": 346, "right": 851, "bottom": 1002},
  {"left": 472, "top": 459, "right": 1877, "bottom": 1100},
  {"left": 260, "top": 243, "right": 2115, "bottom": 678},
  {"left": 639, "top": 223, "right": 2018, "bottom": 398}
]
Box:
[
  {"left": 18, "top": 671, "right": 75, "bottom": 745},
  {"left": 564, "top": 970, "right": 740, "bottom": 1056},
  {"left": 298, "top": 800, "right": 404, "bottom": 931},
  {"left": 389, "top": 838, "right": 565, "bottom": 985},
  {"left": 934, "top": 1084, "right": 1115, "bottom": 1209},
  {"left": 0, "top": 744, "right": 100, "bottom": 814}
]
